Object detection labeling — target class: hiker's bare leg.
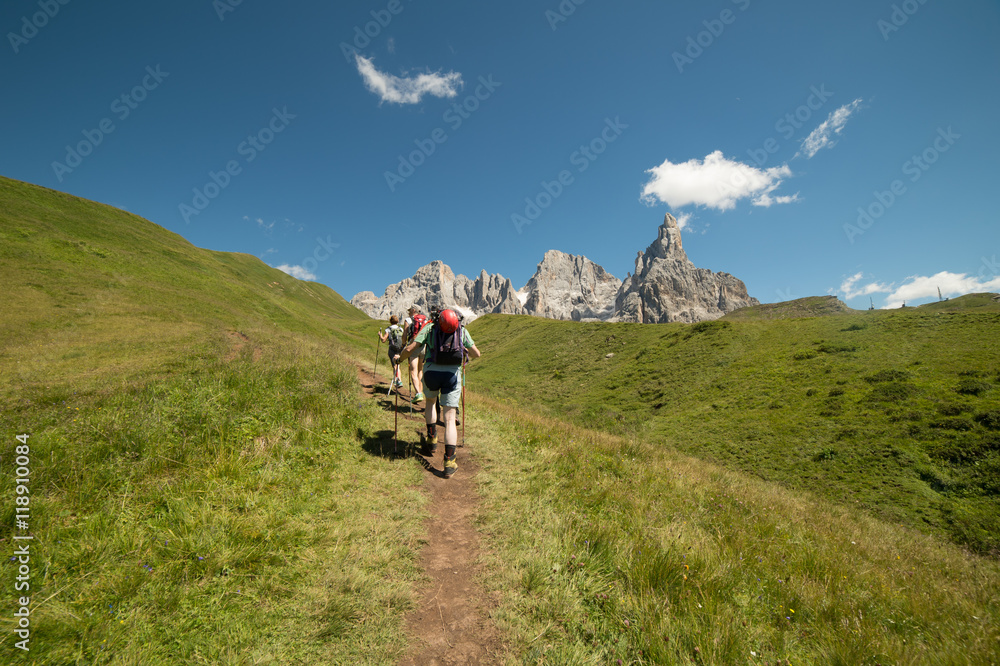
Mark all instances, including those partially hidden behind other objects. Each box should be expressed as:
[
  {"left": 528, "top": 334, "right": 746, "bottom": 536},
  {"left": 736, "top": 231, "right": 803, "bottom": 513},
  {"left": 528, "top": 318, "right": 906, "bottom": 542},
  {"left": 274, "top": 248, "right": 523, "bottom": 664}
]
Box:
[
  {"left": 409, "top": 356, "right": 423, "bottom": 394},
  {"left": 442, "top": 406, "right": 458, "bottom": 447}
]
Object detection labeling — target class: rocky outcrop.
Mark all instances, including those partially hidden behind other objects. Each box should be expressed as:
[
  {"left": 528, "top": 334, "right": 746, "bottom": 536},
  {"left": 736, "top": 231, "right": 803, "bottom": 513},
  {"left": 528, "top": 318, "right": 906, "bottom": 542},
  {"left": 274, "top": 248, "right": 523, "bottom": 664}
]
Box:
[
  {"left": 612, "top": 213, "right": 758, "bottom": 323},
  {"left": 349, "top": 261, "right": 524, "bottom": 321},
  {"left": 351, "top": 213, "right": 759, "bottom": 323},
  {"left": 523, "top": 250, "right": 621, "bottom": 321}
]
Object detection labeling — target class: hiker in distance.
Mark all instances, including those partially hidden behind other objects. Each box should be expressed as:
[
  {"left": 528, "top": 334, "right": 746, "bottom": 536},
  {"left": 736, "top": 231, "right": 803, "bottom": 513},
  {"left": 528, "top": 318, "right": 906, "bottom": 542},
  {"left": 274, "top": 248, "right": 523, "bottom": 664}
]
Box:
[
  {"left": 377, "top": 315, "right": 404, "bottom": 391},
  {"left": 395, "top": 308, "right": 480, "bottom": 478},
  {"left": 403, "top": 305, "right": 429, "bottom": 403}
]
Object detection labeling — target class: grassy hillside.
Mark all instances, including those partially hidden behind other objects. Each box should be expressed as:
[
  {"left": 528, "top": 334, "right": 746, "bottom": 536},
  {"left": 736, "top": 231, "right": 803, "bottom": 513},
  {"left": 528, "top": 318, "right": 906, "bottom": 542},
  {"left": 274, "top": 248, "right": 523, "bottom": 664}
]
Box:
[
  {"left": 722, "top": 295, "right": 858, "bottom": 320},
  {"left": 0, "top": 177, "right": 422, "bottom": 663},
  {"left": 466, "top": 303, "right": 1000, "bottom": 555},
  {"left": 0, "top": 176, "right": 368, "bottom": 403},
  {"left": 2, "top": 178, "right": 998, "bottom": 664}
]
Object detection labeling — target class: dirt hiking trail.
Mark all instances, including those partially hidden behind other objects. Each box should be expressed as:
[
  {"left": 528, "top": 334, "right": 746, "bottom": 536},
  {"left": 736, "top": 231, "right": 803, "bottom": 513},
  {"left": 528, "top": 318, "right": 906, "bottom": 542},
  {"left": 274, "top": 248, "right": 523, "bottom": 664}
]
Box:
[{"left": 357, "top": 366, "right": 506, "bottom": 665}]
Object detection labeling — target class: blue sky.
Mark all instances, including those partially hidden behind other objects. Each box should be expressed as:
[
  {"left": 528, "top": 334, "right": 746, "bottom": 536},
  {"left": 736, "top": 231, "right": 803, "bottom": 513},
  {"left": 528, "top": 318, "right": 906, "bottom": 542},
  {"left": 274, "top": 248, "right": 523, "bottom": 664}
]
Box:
[{"left": 2, "top": 0, "right": 999, "bottom": 309}]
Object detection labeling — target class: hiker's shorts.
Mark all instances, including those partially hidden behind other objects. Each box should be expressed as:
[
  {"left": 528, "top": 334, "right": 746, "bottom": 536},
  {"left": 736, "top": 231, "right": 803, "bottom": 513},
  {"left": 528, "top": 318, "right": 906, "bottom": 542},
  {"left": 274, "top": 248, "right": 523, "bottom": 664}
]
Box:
[{"left": 422, "top": 368, "right": 462, "bottom": 408}]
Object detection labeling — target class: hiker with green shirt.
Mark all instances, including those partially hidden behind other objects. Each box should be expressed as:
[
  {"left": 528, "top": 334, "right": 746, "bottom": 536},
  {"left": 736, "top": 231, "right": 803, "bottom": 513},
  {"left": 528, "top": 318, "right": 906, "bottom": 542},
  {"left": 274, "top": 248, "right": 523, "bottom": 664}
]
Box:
[{"left": 395, "top": 308, "right": 480, "bottom": 478}]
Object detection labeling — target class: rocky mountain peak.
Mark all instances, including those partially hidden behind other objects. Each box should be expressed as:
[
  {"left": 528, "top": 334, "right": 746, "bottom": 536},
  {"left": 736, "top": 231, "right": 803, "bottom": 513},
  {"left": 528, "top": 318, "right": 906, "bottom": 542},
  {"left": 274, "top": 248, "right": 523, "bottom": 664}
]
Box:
[
  {"left": 523, "top": 250, "right": 622, "bottom": 321},
  {"left": 351, "top": 213, "right": 758, "bottom": 324},
  {"left": 614, "top": 214, "right": 758, "bottom": 323}
]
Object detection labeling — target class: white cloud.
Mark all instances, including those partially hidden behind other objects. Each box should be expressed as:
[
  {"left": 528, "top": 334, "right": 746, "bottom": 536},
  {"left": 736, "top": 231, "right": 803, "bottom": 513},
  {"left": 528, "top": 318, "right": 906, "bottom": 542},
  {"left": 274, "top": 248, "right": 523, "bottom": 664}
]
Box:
[
  {"left": 244, "top": 215, "right": 275, "bottom": 233},
  {"left": 640, "top": 150, "right": 797, "bottom": 211},
  {"left": 674, "top": 212, "right": 693, "bottom": 230},
  {"left": 882, "top": 271, "right": 1000, "bottom": 308},
  {"left": 837, "top": 272, "right": 891, "bottom": 300},
  {"left": 799, "top": 99, "right": 863, "bottom": 159},
  {"left": 274, "top": 264, "right": 317, "bottom": 281},
  {"left": 354, "top": 54, "right": 462, "bottom": 105},
  {"left": 835, "top": 270, "right": 1000, "bottom": 308}
]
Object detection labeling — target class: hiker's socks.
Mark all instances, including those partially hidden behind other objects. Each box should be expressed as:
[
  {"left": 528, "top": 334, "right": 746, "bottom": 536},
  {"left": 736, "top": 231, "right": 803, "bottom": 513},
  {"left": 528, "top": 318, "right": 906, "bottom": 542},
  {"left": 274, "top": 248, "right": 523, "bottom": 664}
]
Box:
[
  {"left": 444, "top": 444, "right": 456, "bottom": 461},
  {"left": 427, "top": 423, "right": 437, "bottom": 442}
]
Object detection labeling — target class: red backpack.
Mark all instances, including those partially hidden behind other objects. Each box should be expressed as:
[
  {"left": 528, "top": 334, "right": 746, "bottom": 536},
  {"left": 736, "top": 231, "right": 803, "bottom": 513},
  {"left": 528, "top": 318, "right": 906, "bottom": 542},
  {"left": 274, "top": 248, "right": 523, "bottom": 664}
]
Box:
[{"left": 409, "top": 313, "right": 429, "bottom": 340}]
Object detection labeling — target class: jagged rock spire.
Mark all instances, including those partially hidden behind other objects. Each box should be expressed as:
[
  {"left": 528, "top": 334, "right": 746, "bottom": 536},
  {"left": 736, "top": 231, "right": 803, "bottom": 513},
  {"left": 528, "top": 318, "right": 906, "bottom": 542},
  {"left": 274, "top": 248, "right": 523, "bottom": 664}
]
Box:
[
  {"left": 351, "top": 214, "right": 759, "bottom": 324},
  {"left": 613, "top": 213, "right": 759, "bottom": 323}
]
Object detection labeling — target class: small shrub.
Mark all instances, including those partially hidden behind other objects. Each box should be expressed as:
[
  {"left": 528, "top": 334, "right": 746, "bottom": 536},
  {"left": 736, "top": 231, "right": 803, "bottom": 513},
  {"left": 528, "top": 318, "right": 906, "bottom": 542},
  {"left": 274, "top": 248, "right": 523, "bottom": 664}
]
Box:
[
  {"left": 819, "top": 399, "right": 844, "bottom": 417},
  {"left": 814, "top": 447, "right": 837, "bottom": 461},
  {"left": 806, "top": 388, "right": 818, "bottom": 397},
  {"left": 956, "top": 379, "right": 993, "bottom": 397},
  {"left": 868, "top": 382, "right": 919, "bottom": 403},
  {"left": 864, "top": 369, "right": 911, "bottom": 384},
  {"left": 842, "top": 323, "right": 866, "bottom": 332},
  {"left": 938, "top": 403, "right": 966, "bottom": 416},
  {"left": 958, "top": 369, "right": 984, "bottom": 377},
  {"left": 689, "top": 320, "right": 731, "bottom": 336},
  {"left": 828, "top": 388, "right": 845, "bottom": 397},
  {"left": 929, "top": 417, "right": 977, "bottom": 432},
  {"left": 793, "top": 350, "right": 818, "bottom": 361},
  {"left": 975, "top": 411, "right": 1000, "bottom": 430},
  {"left": 817, "top": 343, "right": 857, "bottom": 354}
]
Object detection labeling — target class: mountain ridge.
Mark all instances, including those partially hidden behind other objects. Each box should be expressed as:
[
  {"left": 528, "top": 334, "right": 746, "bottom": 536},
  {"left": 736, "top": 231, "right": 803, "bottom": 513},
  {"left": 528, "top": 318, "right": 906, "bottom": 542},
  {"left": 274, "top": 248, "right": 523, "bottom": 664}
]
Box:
[{"left": 351, "top": 213, "right": 759, "bottom": 322}]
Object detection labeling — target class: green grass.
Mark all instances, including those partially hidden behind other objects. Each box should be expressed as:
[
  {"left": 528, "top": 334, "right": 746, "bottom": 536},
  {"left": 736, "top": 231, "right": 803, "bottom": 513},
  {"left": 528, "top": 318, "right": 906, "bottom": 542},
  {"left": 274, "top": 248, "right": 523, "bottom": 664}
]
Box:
[
  {"left": 0, "top": 177, "right": 418, "bottom": 663},
  {"left": 468, "top": 399, "right": 1000, "bottom": 665},
  {"left": 1, "top": 337, "right": 428, "bottom": 664},
  {"left": 465, "top": 306, "right": 1000, "bottom": 556},
  {"left": 4, "top": 176, "right": 1000, "bottom": 664}
]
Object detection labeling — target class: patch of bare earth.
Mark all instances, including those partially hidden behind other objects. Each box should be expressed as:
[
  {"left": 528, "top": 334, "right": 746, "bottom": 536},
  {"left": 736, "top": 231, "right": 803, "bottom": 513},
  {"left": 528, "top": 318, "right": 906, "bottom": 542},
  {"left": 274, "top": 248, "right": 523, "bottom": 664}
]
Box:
[
  {"left": 224, "top": 330, "right": 262, "bottom": 362},
  {"left": 357, "top": 366, "right": 506, "bottom": 665}
]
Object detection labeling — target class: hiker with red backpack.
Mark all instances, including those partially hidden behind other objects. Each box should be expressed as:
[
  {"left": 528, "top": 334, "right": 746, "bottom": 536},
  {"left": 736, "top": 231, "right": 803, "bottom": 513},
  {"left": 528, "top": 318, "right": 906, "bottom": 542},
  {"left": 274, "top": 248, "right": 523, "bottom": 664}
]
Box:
[
  {"left": 403, "top": 305, "right": 429, "bottom": 403},
  {"left": 395, "top": 307, "right": 480, "bottom": 478}
]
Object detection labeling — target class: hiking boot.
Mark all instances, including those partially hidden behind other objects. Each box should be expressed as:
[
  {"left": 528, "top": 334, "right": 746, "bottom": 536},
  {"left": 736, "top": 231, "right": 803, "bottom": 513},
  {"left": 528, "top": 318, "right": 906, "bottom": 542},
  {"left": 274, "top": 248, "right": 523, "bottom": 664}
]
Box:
[
  {"left": 412, "top": 392, "right": 425, "bottom": 403},
  {"left": 393, "top": 379, "right": 403, "bottom": 388},
  {"left": 443, "top": 456, "right": 458, "bottom": 478},
  {"left": 422, "top": 425, "right": 438, "bottom": 456}
]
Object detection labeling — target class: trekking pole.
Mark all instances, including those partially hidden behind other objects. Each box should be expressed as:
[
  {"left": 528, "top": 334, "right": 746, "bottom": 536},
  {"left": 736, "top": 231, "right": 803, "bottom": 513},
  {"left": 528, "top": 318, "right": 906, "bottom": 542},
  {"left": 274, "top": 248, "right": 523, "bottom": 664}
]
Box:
[
  {"left": 393, "top": 384, "right": 399, "bottom": 458},
  {"left": 373, "top": 334, "right": 381, "bottom": 385},
  {"left": 461, "top": 352, "right": 466, "bottom": 448}
]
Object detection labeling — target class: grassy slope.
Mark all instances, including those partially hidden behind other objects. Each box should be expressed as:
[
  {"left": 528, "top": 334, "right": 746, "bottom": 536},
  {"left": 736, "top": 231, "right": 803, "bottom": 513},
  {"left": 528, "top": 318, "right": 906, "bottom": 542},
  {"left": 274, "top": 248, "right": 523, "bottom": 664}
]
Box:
[
  {"left": 465, "top": 301, "right": 1000, "bottom": 556},
  {"left": 3, "top": 177, "right": 999, "bottom": 664},
  {"left": 0, "top": 176, "right": 368, "bottom": 401},
  {"left": 468, "top": 398, "right": 1000, "bottom": 665},
  {"left": 0, "top": 177, "right": 421, "bottom": 664}
]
